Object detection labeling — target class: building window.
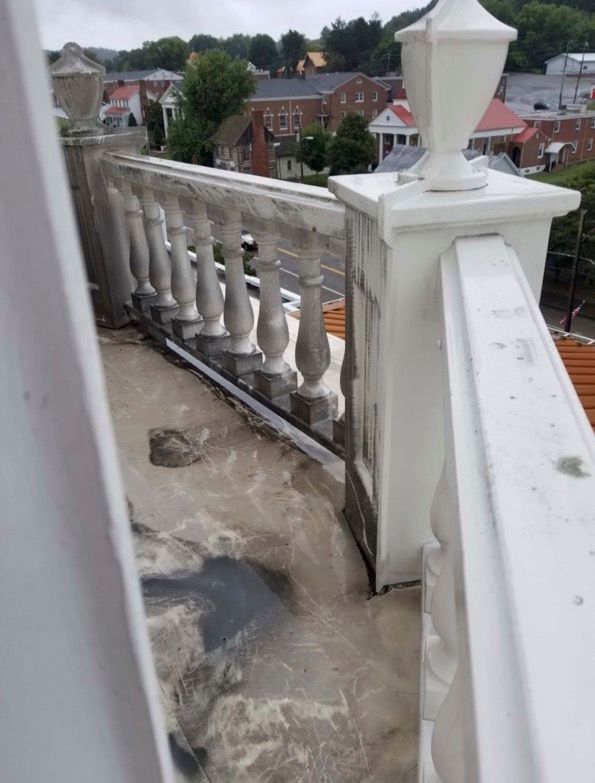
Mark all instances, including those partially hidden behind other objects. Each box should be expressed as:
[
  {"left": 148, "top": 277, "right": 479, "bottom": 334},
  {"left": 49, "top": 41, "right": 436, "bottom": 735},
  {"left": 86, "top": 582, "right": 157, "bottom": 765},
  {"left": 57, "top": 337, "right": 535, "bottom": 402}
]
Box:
[
  {"left": 538, "top": 142, "right": 545, "bottom": 158},
  {"left": 588, "top": 138, "right": 593, "bottom": 152},
  {"left": 264, "top": 113, "right": 273, "bottom": 130},
  {"left": 357, "top": 109, "right": 365, "bottom": 116},
  {"left": 554, "top": 120, "right": 560, "bottom": 133},
  {"left": 372, "top": 91, "right": 378, "bottom": 102},
  {"left": 340, "top": 92, "right": 346, "bottom": 104},
  {"left": 340, "top": 111, "right": 346, "bottom": 118},
  {"left": 571, "top": 140, "right": 578, "bottom": 153},
  {"left": 279, "top": 113, "right": 288, "bottom": 130},
  {"left": 576, "top": 119, "right": 581, "bottom": 130},
  {"left": 371, "top": 108, "right": 378, "bottom": 118},
  {"left": 535, "top": 120, "right": 541, "bottom": 128},
  {"left": 355, "top": 91, "right": 364, "bottom": 102},
  {"left": 591, "top": 118, "right": 595, "bottom": 129},
  {"left": 292, "top": 112, "right": 302, "bottom": 131},
  {"left": 287, "top": 159, "right": 292, "bottom": 171}
]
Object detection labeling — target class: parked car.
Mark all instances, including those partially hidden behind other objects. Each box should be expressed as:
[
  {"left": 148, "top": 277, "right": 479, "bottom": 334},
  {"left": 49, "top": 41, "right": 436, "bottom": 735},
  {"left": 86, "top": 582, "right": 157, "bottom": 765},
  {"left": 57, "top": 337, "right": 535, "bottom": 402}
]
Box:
[
  {"left": 241, "top": 229, "right": 257, "bottom": 252},
  {"left": 533, "top": 101, "right": 551, "bottom": 111}
]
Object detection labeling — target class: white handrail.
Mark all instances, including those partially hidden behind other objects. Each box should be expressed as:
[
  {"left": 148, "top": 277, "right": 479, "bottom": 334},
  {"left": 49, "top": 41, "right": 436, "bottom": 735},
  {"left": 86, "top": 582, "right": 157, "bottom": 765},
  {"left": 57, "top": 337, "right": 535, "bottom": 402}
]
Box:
[{"left": 420, "top": 233, "right": 595, "bottom": 782}]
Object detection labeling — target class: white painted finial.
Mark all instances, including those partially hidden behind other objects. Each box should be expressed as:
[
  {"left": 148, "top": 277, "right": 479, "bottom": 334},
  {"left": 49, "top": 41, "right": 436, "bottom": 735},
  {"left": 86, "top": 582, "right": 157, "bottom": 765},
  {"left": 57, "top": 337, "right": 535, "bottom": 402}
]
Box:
[
  {"left": 395, "top": 0, "right": 516, "bottom": 191},
  {"left": 50, "top": 42, "right": 106, "bottom": 135}
]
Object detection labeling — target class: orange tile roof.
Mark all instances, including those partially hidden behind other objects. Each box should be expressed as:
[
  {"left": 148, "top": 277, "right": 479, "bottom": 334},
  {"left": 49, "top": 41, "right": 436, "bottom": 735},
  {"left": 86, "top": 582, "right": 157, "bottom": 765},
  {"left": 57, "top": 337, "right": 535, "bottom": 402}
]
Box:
[
  {"left": 303, "top": 300, "right": 595, "bottom": 429},
  {"left": 555, "top": 338, "right": 595, "bottom": 429},
  {"left": 290, "top": 299, "right": 346, "bottom": 339}
]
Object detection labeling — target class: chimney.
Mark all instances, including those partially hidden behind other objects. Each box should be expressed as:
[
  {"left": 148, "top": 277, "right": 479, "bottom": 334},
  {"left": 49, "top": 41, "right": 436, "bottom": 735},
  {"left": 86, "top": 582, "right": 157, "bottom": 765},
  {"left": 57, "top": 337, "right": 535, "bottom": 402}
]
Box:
[{"left": 251, "top": 110, "right": 270, "bottom": 178}]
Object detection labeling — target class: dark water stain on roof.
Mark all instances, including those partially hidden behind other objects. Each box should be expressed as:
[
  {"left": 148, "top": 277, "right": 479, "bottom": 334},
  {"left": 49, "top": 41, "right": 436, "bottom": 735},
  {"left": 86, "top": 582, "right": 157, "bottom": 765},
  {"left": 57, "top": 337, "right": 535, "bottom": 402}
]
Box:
[{"left": 142, "top": 556, "right": 292, "bottom": 653}]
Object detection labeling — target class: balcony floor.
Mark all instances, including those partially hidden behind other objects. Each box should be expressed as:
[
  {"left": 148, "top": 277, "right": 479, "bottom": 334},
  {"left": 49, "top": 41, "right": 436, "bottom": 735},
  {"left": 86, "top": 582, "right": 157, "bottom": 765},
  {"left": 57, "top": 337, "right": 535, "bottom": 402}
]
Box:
[{"left": 101, "top": 327, "right": 420, "bottom": 783}]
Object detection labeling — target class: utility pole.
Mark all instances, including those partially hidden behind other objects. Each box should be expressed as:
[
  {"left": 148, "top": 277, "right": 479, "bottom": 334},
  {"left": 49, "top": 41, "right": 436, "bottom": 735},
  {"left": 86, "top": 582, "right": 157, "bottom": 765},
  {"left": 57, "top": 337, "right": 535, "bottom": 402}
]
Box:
[
  {"left": 564, "top": 208, "right": 587, "bottom": 332},
  {"left": 573, "top": 40, "right": 589, "bottom": 104},
  {"left": 558, "top": 43, "right": 572, "bottom": 110}
]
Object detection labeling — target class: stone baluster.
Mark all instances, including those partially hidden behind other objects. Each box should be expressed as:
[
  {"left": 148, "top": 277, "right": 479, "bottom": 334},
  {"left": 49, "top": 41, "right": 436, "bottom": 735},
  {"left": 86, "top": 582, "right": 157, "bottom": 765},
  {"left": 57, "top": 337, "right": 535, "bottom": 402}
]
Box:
[
  {"left": 333, "top": 336, "right": 349, "bottom": 445},
  {"left": 120, "top": 180, "right": 155, "bottom": 313},
  {"left": 425, "top": 544, "right": 458, "bottom": 718},
  {"left": 431, "top": 665, "right": 466, "bottom": 783},
  {"left": 140, "top": 186, "right": 177, "bottom": 324},
  {"left": 290, "top": 238, "right": 338, "bottom": 426},
  {"left": 254, "top": 230, "right": 297, "bottom": 399},
  {"left": 425, "top": 463, "right": 455, "bottom": 612},
  {"left": 163, "top": 193, "right": 200, "bottom": 340},
  {"left": 190, "top": 200, "right": 229, "bottom": 356},
  {"left": 221, "top": 209, "right": 262, "bottom": 376}
]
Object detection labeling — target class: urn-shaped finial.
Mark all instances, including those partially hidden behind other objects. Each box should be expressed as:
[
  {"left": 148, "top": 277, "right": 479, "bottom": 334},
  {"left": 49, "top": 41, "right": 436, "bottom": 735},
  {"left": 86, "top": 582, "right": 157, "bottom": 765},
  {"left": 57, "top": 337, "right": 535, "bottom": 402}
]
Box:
[
  {"left": 395, "top": 0, "right": 516, "bottom": 191},
  {"left": 50, "top": 42, "right": 106, "bottom": 135}
]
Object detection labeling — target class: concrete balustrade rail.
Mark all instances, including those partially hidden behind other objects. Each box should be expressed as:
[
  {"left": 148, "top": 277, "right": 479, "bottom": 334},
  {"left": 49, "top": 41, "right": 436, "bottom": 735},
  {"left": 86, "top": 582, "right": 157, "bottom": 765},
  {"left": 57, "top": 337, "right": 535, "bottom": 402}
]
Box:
[
  {"left": 418, "top": 235, "right": 595, "bottom": 782},
  {"left": 102, "top": 151, "right": 346, "bottom": 448}
]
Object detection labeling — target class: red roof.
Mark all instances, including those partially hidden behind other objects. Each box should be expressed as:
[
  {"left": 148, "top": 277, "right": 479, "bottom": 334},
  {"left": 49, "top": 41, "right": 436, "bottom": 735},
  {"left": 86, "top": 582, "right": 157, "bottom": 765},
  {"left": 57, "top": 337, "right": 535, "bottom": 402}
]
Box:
[
  {"left": 475, "top": 98, "right": 526, "bottom": 132},
  {"left": 109, "top": 84, "right": 139, "bottom": 101},
  {"left": 512, "top": 126, "right": 539, "bottom": 144},
  {"left": 105, "top": 105, "right": 128, "bottom": 116},
  {"left": 387, "top": 104, "right": 416, "bottom": 127}
]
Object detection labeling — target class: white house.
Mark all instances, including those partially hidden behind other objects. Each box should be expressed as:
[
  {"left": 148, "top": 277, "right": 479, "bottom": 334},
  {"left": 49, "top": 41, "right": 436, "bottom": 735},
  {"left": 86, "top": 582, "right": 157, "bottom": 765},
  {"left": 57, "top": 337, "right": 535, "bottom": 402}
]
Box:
[
  {"left": 369, "top": 98, "right": 526, "bottom": 161},
  {"left": 101, "top": 84, "right": 142, "bottom": 128},
  {"left": 545, "top": 52, "right": 595, "bottom": 75},
  {"left": 158, "top": 83, "right": 180, "bottom": 137},
  {"left": 367, "top": 103, "right": 420, "bottom": 160}
]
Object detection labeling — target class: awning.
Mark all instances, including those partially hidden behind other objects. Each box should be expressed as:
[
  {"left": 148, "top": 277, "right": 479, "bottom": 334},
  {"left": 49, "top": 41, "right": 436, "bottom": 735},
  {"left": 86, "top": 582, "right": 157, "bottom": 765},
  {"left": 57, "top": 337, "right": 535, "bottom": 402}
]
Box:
[{"left": 545, "top": 142, "right": 571, "bottom": 154}]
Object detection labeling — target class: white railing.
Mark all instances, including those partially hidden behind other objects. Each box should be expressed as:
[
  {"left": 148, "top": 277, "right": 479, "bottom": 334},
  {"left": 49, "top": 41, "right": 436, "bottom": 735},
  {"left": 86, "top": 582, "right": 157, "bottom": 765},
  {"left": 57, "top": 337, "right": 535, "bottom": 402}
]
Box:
[
  {"left": 102, "top": 152, "right": 345, "bottom": 443},
  {"left": 419, "top": 234, "right": 595, "bottom": 782}
]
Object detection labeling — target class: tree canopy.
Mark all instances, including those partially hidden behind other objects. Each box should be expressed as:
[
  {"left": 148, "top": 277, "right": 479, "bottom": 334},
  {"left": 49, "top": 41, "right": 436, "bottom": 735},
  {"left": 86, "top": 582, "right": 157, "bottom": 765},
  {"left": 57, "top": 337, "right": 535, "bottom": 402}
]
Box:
[
  {"left": 297, "top": 123, "right": 331, "bottom": 174},
  {"left": 80, "top": 0, "right": 595, "bottom": 78},
  {"left": 248, "top": 34, "right": 279, "bottom": 72},
  {"left": 166, "top": 50, "right": 256, "bottom": 164},
  {"left": 280, "top": 30, "right": 306, "bottom": 76},
  {"left": 327, "top": 113, "right": 376, "bottom": 174}
]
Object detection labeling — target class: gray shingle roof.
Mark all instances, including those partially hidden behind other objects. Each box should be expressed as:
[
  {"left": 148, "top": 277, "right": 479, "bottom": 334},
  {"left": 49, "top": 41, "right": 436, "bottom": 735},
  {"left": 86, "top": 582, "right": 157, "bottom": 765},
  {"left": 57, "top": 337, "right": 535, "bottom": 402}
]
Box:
[
  {"left": 104, "top": 69, "right": 182, "bottom": 82},
  {"left": 211, "top": 114, "right": 252, "bottom": 145},
  {"left": 252, "top": 72, "right": 380, "bottom": 101},
  {"left": 376, "top": 144, "right": 521, "bottom": 176}
]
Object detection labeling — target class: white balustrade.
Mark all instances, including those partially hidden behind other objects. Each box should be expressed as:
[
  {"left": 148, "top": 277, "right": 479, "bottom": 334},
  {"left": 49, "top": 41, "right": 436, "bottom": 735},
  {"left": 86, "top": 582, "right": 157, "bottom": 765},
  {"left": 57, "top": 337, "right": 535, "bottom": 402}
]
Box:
[
  {"left": 430, "top": 667, "right": 466, "bottom": 783},
  {"left": 140, "top": 186, "right": 177, "bottom": 323},
  {"left": 120, "top": 181, "right": 155, "bottom": 310},
  {"left": 163, "top": 193, "right": 200, "bottom": 340},
  {"left": 290, "top": 241, "right": 338, "bottom": 425},
  {"left": 424, "top": 546, "right": 457, "bottom": 719},
  {"left": 220, "top": 209, "right": 262, "bottom": 376},
  {"left": 416, "top": 234, "right": 595, "bottom": 783},
  {"left": 190, "top": 200, "right": 227, "bottom": 355},
  {"left": 254, "top": 230, "right": 297, "bottom": 398},
  {"left": 425, "top": 464, "right": 454, "bottom": 611}
]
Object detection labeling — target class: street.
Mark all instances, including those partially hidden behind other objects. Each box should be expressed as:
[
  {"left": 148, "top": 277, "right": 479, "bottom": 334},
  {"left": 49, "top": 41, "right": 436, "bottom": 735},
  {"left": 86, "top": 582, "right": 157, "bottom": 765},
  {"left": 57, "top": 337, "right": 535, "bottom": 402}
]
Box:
[{"left": 276, "top": 240, "right": 345, "bottom": 303}]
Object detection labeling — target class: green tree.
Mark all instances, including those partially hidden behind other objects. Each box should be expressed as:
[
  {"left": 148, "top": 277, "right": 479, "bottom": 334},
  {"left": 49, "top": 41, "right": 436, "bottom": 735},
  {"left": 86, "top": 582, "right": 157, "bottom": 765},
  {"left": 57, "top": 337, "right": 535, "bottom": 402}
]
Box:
[
  {"left": 145, "top": 100, "right": 165, "bottom": 147},
  {"left": 297, "top": 123, "right": 330, "bottom": 174},
  {"left": 280, "top": 29, "right": 306, "bottom": 75},
  {"left": 369, "top": 2, "right": 436, "bottom": 74},
  {"left": 327, "top": 113, "right": 375, "bottom": 174},
  {"left": 222, "top": 34, "right": 251, "bottom": 60},
  {"left": 167, "top": 50, "right": 256, "bottom": 164},
  {"left": 189, "top": 34, "right": 219, "bottom": 53},
  {"left": 507, "top": 2, "right": 591, "bottom": 71},
  {"left": 248, "top": 34, "right": 279, "bottom": 72},
  {"left": 322, "top": 15, "right": 383, "bottom": 73}
]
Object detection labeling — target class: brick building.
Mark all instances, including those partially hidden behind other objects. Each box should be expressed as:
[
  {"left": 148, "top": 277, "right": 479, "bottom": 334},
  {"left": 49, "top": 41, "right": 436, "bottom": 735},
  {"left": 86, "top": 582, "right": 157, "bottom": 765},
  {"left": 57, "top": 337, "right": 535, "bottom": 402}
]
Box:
[
  {"left": 249, "top": 72, "right": 390, "bottom": 137},
  {"left": 510, "top": 109, "right": 595, "bottom": 173}
]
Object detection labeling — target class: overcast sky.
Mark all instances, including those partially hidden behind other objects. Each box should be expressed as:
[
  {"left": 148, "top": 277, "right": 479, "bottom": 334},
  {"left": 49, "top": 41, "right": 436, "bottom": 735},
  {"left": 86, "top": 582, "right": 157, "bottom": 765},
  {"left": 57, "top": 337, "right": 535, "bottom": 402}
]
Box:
[{"left": 34, "top": 0, "right": 416, "bottom": 52}]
